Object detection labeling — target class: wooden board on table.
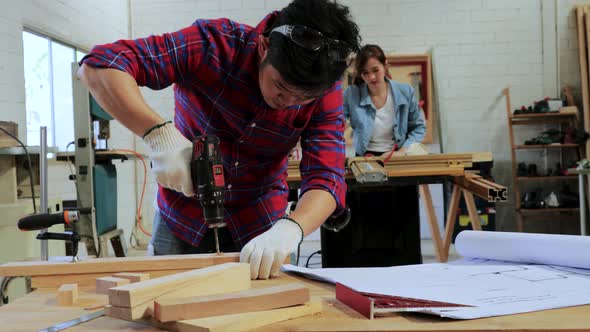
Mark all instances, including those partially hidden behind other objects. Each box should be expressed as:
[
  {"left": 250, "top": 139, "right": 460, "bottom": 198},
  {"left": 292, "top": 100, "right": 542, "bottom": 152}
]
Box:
[
  {"left": 175, "top": 301, "right": 322, "bottom": 332},
  {"left": 108, "top": 263, "right": 249, "bottom": 311},
  {"left": 32, "top": 269, "right": 183, "bottom": 288},
  {"left": 154, "top": 283, "right": 310, "bottom": 322},
  {"left": 57, "top": 283, "right": 78, "bottom": 306},
  {"left": 105, "top": 264, "right": 251, "bottom": 321},
  {"left": 96, "top": 277, "right": 130, "bottom": 295},
  {"left": 0, "top": 253, "right": 240, "bottom": 277},
  {"left": 113, "top": 272, "right": 150, "bottom": 283},
  {"left": 387, "top": 166, "right": 464, "bottom": 177}
]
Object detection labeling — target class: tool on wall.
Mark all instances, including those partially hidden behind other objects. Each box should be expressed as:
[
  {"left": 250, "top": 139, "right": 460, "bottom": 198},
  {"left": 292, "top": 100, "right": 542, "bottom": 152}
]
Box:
[
  {"left": 17, "top": 208, "right": 90, "bottom": 262},
  {"left": 191, "top": 135, "right": 226, "bottom": 254}
]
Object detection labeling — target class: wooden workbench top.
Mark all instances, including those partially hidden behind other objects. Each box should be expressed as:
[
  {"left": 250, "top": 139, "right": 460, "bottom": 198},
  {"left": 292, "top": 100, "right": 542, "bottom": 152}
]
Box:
[{"left": 1, "top": 273, "right": 589, "bottom": 331}]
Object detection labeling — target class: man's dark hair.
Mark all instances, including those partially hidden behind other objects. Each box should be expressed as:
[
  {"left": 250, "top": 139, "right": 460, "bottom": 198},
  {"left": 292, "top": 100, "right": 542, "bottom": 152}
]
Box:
[{"left": 264, "top": 0, "right": 361, "bottom": 96}]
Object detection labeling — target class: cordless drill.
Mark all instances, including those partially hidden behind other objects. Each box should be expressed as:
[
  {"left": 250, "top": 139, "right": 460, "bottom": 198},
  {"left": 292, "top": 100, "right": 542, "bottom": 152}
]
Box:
[{"left": 191, "top": 135, "right": 226, "bottom": 254}]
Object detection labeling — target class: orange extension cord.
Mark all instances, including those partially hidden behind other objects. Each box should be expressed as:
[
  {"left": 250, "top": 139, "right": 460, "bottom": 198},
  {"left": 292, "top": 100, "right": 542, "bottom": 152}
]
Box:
[{"left": 116, "top": 149, "right": 151, "bottom": 237}]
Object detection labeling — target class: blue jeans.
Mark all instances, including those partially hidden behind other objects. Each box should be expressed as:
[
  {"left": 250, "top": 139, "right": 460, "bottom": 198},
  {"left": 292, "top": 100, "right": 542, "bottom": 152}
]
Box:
[{"left": 151, "top": 213, "right": 238, "bottom": 255}]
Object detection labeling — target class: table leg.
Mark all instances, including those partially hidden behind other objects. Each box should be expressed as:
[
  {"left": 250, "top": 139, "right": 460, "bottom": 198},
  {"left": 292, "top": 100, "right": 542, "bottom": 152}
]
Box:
[
  {"left": 442, "top": 185, "right": 462, "bottom": 262},
  {"left": 419, "top": 185, "right": 444, "bottom": 262},
  {"left": 462, "top": 189, "right": 482, "bottom": 231}
]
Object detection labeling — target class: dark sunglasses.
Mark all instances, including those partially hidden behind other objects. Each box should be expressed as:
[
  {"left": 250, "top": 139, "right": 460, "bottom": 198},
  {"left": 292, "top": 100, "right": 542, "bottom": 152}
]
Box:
[{"left": 269, "top": 25, "right": 353, "bottom": 53}]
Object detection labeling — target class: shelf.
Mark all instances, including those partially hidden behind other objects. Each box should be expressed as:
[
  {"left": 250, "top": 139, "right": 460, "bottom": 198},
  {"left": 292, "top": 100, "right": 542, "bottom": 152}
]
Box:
[
  {"left": 509, "top": 107, "right": 578, "bottom": 120},
  {"left": 0, "top": 146, "right": 58, "bottom": 155},
  {"left": 519, "top": 208, "right": 579, "bottom": 214},
  {"left": 513, "top": 144, "right": 579, "bottom": 149},
  {"left": 517, "top": 176, "right": 578, "bottom": 181}
]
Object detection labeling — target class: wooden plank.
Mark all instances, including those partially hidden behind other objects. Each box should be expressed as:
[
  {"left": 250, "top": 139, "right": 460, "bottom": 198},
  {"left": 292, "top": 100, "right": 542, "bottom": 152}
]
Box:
[
  {"left": 96, "top": 277, "right": 130, "bottom": 295},
  {"left": 31, "top": 269, "right": 184, "bottom": 288},
  {"left": 108, "top": 262, "right": 249, "bottom": 308},
  {"left": 105, "top": 263, "right": 251, "bottom": 321},
  {"left": 176, "top": 301, "right": 322, "bottom": 332},
  {"left": 112, "top": 272, "right": 150, "bottom": 283},
  {"left": 154, "top": 283, "right": 310, "bottom": 323},
  {"left": 57, "top": 283, "right": 78, "bottom": 306},
  {"left": 0, "top": 252, "right": 240, "bottom": 277},
  {"left": 388, "top": 166, "right": 464, "bottom": 177}
]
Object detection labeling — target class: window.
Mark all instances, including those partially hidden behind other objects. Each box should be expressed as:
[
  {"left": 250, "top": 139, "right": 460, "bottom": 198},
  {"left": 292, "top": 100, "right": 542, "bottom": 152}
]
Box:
[{"left": 22, "top": 31, "right": 86, "bottom": 151}]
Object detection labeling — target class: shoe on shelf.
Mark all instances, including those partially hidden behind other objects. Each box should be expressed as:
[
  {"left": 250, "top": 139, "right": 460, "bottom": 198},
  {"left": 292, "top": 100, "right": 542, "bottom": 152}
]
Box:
[
  {"left": 522, "top": 189, "right": 545, "bottom": 209},
  {"left": 544, "top": 192, "right": 560, "bottom": 208},
  {"left": 527, "top": 163, "right": 538, "bottom": 177},
  {"left": 558, "top": 186, "right": 579, "bottom": 208},
  {"left": 518, "top": 162, "right": 528, "bottom": 176}
]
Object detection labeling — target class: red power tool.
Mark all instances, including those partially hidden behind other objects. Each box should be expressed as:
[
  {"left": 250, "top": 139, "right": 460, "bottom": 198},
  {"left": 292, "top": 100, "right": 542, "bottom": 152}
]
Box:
[{"left": 190, "top": 135, "right": 226, "bottom": 254}]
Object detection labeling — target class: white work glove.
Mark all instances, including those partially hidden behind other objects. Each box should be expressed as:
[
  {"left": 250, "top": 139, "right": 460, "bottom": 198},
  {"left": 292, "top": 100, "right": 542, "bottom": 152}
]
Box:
[
  {"left": 143, "top": 122, "right": 194, "bottom": 196},
  {"left": 240, "top": 218, "right": 303, "bottom": 279}
]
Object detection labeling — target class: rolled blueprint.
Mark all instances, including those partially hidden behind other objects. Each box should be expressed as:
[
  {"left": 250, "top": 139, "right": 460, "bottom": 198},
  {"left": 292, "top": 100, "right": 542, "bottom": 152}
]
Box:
[{"left": 455, "top": 230, "right": 590, "bottom": 269}]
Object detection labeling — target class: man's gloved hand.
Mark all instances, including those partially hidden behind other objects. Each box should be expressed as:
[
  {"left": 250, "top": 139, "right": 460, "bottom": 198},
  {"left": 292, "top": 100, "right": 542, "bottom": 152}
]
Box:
[
  {"left": 143, "top": 122, "right": 194, "bottom": 196},
  {"left": 240, "top": 217, "right": 303, "bottom": 279}
]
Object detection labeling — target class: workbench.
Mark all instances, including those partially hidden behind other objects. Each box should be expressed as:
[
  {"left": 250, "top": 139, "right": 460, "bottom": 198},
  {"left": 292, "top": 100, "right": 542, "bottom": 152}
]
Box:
[
  {"left": 1, "top": 273, "right": 588, "bottom": 331},
  {"left": 288, "top": 152, "right": 506, "bottom": 263}
]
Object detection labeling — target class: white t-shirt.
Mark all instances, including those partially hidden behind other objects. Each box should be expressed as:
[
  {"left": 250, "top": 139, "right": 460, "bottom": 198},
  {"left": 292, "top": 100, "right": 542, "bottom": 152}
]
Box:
[{"left": 366, "top": 92, "right": 395, "bottom": 152}]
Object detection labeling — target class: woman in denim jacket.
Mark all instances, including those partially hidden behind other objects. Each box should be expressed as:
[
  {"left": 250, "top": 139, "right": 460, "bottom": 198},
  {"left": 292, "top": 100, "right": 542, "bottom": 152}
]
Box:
[{"left": 344, "top": 44, "right": 426, "bottom": 158}]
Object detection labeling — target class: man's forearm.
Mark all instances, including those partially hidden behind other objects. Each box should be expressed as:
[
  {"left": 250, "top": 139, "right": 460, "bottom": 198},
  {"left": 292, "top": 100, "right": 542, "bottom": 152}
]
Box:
[
  {"left": 78, "top": 65, "right": 164, "bottom": 137},
  {"left": 288, "top": 189, "right": 337, "bottom": 236}
]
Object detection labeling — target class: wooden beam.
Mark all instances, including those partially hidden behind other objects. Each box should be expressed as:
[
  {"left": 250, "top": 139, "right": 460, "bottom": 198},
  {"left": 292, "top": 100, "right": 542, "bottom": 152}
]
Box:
[
  {"left": 108, "top": 263, "right": 249, "bottom": 309},
  {"left": 105, "top": 263, "right": 250, "bottom": 321},
  {"left": 176, "top": 301, "right": 322, "bottom": 332},
  {"left": 113, "top": 272, "right": 150, "bottom": 283},
  {"left": 96, "top": 277, "right": 130, "bottom": 295},
  {"left": 57, "top": 283, "right": 78, "bottom": 306},
  {"left": 0, "top": 252, "right": 240, "bottom": 277},
  {"left": 31, "top": 269, "right": 184, "bottom": 288},
  {"left": 154, "top": 283, "right": 310, "bottom": 323}
]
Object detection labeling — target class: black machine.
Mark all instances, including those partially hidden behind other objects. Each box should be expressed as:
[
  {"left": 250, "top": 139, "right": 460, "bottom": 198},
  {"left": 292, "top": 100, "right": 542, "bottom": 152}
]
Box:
[
  {"left": 191, "top": 135, "right": 226, "bottom": 254},
  {"left": 17, "top": 208, "right": 91, "bottom": 262}
]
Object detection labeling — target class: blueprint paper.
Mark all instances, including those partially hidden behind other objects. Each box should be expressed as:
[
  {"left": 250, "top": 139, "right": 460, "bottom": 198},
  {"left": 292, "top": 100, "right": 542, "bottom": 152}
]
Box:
[
  {"left": 455, "top": 230, "right": 590, "bottom": 269},
  {"left": 282, "top": 231, "right": 590, "bottom": 319}
]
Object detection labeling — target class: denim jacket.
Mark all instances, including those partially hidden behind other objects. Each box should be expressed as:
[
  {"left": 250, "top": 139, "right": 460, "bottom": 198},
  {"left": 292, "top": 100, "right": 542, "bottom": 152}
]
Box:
[{"left": 343, "top": 79, "right": 426, "bottom": 156}]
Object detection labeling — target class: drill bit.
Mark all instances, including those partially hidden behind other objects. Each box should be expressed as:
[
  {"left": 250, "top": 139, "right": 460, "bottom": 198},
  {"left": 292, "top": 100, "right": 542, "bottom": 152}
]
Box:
[{"left": 213, "top": 226, "right": 221, "bottom": 255}]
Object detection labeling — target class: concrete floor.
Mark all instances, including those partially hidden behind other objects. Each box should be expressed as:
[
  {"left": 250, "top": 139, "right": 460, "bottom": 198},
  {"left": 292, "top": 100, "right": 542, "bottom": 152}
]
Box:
[{"left": 296, "top": 239, "right": 460, "bottom": 268}]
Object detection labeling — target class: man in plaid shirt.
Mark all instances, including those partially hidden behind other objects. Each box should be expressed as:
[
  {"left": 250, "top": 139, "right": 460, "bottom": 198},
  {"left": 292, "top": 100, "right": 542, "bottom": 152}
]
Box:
[{"left": 78, "top": 0, "right": 360, "bottom": 279}]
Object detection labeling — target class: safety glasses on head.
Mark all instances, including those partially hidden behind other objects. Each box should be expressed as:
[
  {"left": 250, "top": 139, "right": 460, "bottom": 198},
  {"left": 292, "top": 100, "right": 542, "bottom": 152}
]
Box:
[{"left": 270, "top": 25, "right": 352, "bottom": 53}]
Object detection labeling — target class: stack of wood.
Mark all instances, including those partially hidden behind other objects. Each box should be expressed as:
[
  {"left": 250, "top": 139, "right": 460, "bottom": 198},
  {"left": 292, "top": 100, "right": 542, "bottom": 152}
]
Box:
[{"left": 100, "top": 263, "right": 320, "bottom": 331}]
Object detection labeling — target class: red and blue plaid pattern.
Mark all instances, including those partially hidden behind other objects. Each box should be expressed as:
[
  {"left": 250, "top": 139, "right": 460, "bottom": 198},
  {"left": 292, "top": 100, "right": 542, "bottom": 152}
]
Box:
[{"left": 81, "top": 13, "right": 347, "bottom": 248}]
